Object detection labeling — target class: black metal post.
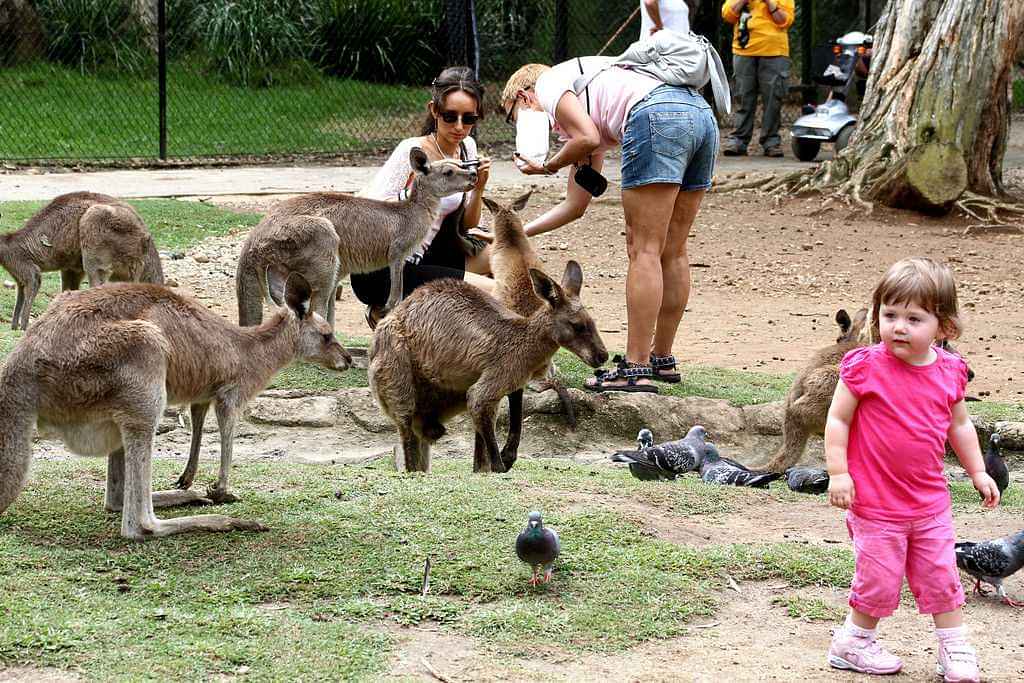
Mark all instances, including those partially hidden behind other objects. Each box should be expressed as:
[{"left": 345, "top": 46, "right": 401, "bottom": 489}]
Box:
[
  {"left": 554, "top": 0, "right": 568, "bottom": 63},
  {"left": 446, "top": 0, "right": 468, "bottom": 66},
  {"left": 158, "top": 0, "right": 167, "bottom": 160},
  {"left": 801, "top": 0, "right": 813, "bottom": 87}
]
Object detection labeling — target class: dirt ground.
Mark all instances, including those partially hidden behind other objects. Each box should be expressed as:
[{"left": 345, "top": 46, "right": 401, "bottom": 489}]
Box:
[
  {"left": 384, "top": 495, "right": 1024, "bottom": 683},
  {"left": 191, "top": 175, "right": 1024, "bottom": 403}
]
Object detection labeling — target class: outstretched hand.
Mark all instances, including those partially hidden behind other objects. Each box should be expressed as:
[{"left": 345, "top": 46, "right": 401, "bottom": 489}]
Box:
[
  {"left": 971, "top": 471, "right": 1000, "bottom": 508},
  {"left": 513, "top": 153, "right": 549, "bottom": 176},
  {"left": 828, "top": 472, "right": 855, "bottom": 510}
]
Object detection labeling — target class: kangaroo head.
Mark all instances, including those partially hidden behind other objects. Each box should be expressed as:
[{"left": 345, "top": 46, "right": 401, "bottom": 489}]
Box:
[
  {"left": 835, "top": 308, "right": 868, "bottom": 344},
  {"left": 528, "top": 260, "right": 608, "bottom": 368},
  {"left": 409, "top": 146, "right": 477, "bottom": 198},
  {"left": 266, "top": 265, "right": 352, "bottom": 372},
  {"left": 482, "top": 190, "right": 533, "bottom": 217}
]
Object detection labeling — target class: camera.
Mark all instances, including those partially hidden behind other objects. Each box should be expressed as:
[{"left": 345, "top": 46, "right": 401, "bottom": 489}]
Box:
[
  {"left": 574, "top": 163, "right": 607, "bottom": 197},
  {"left": 460, "top": 159, "right": 481, "bottom": 170}
]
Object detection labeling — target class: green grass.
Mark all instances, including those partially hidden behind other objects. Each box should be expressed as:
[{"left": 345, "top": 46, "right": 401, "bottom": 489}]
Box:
[
  {"left": 771, "top": 595, "right": 846, "bottom": 622},
  {"left": 0, "top": 458, "right": 855, "bottom": 679},
  {"left": 0, "top": 62, "right": 424, "bottom": 160},
  {"left": 0, "top": 198, "right": 261, "bottom": 325}
]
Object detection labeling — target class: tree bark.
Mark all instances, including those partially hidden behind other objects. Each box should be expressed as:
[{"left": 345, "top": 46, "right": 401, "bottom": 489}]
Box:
[{"left": 801, "top": 0, "right": 1024, "bottom": 213}]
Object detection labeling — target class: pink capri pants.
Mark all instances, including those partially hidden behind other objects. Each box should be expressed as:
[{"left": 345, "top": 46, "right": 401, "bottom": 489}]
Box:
[{"left": 846, "top": 509, "right": 965, "bottom": 618}]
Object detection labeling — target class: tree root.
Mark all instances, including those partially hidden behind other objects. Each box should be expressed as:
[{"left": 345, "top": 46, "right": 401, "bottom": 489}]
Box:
[{"left": 955, "top": 191, "right": 1024, "bottom": 223}]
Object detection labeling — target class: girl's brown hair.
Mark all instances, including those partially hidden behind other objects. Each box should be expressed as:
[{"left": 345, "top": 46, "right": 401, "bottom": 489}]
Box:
[
  {"left": 420, "top": 66, "right": 485, "bottom": 135},
  {"left": 870, "top": 257, "right": 963, "bottom": 341}
]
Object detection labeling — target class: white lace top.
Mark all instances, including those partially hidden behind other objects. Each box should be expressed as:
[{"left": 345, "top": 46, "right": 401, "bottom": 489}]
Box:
[{"left": 359, "top": 135, "right": 478, "bottom": 259}]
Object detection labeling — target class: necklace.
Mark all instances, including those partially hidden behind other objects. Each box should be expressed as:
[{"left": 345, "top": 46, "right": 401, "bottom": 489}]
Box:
[{"left": 430, "top": 132, "right": 458, "bottom": 161}]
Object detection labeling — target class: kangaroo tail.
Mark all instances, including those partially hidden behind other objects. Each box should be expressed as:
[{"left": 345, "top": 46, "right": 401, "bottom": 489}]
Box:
[
  {"left": 236, "top": 250, "right": 264, "bottom": 327},
  {"left": 141, "top": 236, "right": 165, "bottom": 285},
  {"left": 0, "top": 365, "right": 36, "bottom": 515}
]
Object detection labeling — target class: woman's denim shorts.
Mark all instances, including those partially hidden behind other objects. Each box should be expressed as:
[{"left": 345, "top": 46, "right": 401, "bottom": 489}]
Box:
[{"left": 621, "top": 84, "right": 719, "bottom": 191}]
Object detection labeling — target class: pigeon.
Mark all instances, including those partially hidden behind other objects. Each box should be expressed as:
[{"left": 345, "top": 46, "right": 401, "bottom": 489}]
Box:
[
  {"left": 610, "top": 425, "right": 708, "bottom": 481},
  {"left": 516, "top": 511, "right": 560, "bottom": 586},
  {"left": 699, "top": 442, "right": 782, "bottom": 489},
  {"left": 785, "top": 466, "right": 830, "bottom": 495},
  {"left": 955, "top": 529, "right": 1024, "bottom": 607},
  {"left": 984, "top": 432, "right": 1009, "bottom": 496}
]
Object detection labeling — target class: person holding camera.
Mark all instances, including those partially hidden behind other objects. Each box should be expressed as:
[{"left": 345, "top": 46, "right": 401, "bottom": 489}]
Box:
[
  {"left": 721, "top": 0, "right": 794, "bottom": 157},
  {"left": 353, "top": 66, "right": 494, "bottom": 329},
  {"left": 501, "top": 57, "right": 718, "bottom": 393}
]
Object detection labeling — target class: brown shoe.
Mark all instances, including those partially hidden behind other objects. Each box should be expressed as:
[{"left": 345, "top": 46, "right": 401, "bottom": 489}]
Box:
[{"left": 763, "top": 145, "right": 784, "bottom": 158}]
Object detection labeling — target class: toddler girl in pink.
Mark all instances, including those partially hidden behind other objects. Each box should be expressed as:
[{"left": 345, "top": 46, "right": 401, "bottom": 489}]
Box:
[{"left": 824, "top": 257, "right": 999, "bottom": 682}]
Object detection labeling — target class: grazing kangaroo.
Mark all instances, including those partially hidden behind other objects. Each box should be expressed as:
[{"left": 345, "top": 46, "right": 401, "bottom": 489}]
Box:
[
  {"left": 0, "top": 267, "right": 351, "bottom": 541},
  {"left": 369, "top": 261, "right": 608, "bottom": 474},
  {"left": 483, "top": 193, "right": 578, "bottom": 467},
  {"left": 238, "top": 147, "right": 477, "bottom": 323},
  {"left": 0, "top": 192, "right": 164, "bottom": 330}
]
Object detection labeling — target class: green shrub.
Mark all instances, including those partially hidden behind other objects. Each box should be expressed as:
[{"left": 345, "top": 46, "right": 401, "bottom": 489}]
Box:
[
  {"left": 34, "top": 0, "right": 152, "bottom": 74},
  {"left": 189, "top": 0, "right": 320, "bottom": 86},
  {"left": 311, "top": 0, "right": 445, "bottom": 85},
  {"left": 1013, "top": 79, "right": 1024, "bottom": 111}
]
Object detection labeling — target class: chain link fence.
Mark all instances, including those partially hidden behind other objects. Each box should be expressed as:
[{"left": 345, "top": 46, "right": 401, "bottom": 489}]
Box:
[{"left": 0, "top": 0, "right": 881, "bottom": 164}]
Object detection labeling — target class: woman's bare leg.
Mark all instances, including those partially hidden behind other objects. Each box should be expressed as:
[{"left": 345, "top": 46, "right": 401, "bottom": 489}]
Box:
[{"left": 652, "top": 189, "right": 705, "bottom": 357}]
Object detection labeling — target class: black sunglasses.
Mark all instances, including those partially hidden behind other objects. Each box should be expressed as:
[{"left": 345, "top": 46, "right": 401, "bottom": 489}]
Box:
[
  {"left": 438, "top": 110, "right": 480, "bottom": 125},
  {"left": 504, "top": 93, "right": 522, "bottom": 126}
]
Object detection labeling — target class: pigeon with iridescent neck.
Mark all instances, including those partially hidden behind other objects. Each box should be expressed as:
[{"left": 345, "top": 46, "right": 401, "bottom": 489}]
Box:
[
  {"left": 610, "top": 426, "right": 707, "bottom": 481},
  {"left": 516, "top": 511, "right": 560, "bottom": 586}
]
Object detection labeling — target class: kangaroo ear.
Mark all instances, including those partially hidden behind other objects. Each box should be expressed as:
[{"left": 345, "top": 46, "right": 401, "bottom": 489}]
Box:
[
  {"left": 266, "top": 264, "right": 289, "bottom": 306},
  {"left": 482, "top": 196, "right": 501, "bottom": 215},
  {"left": 409, "top": 147, "right": 430, "bottom": 175},
  {"left": 835, "top": 309, "right": 851, "bottom": 334},
  {"left": 284, "top": 272, "right": 313, "bottom": 319},
  {"left": 511, "top": 190, "right": 533, "bottom": 212},
  {"left": 529, "top": 268, "right": 562, "bottom": 307},
  {"left": 560, "top": 260, "right": 582, "bottom": 297}
]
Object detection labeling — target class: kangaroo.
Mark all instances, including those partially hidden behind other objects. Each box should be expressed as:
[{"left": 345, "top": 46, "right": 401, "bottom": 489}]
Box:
[
  {"left": 237, "top": 147, "right": 477, "bottom": 324},
  {"left": 236, "top": 215, "right": 340, "bottom": 326},
  {"left": 369, "top": 261, "right": 608, "bottom": 474},
  {"left": 483, "top": 192, "right": 578, "bottom": 467},
  {"left": 762, "top": 308, "right": 974, "bottom": 473},
  {"left": 762, "top": 309, "right": 867, "bottom": 473},
  {"left": 0, "top": 192, "right": 164, "bottom": 330},
  {"left": 0, "top": 267, "right": 351, "bottom": 541}
]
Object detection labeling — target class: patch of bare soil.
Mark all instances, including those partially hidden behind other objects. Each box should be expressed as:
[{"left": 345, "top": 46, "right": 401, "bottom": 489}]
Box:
[
  {"left": 381, "top": 500, "right": 1024, "bottom": 682},
  {"left": 0, "top": 669, "right": 81, "bottom": 682},
  {"left": 196, "top": 182, "right": 1024, "bottom": 404}
]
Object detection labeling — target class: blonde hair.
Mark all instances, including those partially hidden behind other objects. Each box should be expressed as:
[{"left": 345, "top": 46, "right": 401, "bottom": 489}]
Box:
[
  {"left": 500, "top": 63, "right": 551, "bottom": 112},
  {"left": 871, "top": 257, "right": 963, "bottom": 341}
]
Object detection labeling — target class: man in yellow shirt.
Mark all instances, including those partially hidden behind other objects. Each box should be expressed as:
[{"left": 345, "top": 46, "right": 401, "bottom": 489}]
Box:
[{"left": 721, "top": 0, "right": 795, "bottom": 157}]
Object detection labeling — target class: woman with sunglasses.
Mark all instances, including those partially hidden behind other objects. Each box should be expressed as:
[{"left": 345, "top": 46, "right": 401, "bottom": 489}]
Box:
[
  {"left": 500, "top": 59, "right": 718, "bottom": 393},
  {"left": 352, "top": 66, "right": 494, "bottom": 329}
]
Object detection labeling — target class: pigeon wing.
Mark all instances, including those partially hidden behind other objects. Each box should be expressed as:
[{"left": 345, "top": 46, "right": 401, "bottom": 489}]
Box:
[{"left": 956, "top": 540, "right": 1011, "bottom": 578}]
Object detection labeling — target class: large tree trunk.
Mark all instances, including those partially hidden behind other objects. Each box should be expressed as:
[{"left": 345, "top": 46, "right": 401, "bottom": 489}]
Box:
[{"left": 803, "top": 0, "right": 1024, "bottom": 213}]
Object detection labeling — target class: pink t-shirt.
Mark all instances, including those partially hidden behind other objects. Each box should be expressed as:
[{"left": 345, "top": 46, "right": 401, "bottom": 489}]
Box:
[
  {"left": 535, "top": 56, "right": 663, "bottom": 150},
  {"left": 840, "top": 343, "right": 968, "bottom": 521}
]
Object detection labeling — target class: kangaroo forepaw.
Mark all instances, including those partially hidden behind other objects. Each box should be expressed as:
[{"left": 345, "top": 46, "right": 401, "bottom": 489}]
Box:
[
  {"left": 500, "top": 447, "right": 518, "bottom": 472},
  {"left": 173, "top": 474, "right": 195, "bottom": 490}
]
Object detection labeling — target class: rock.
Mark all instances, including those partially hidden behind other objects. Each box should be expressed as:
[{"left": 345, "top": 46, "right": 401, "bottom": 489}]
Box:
[
  {"left": 164, "top": 278, "right": 179, "bottom": 287},
  {"left": 246, "top": 395, "right": 338, "bottom": 427},
  {"left": 338, "top": 388, "right": 396, "bottom": 433},
  {"left": 193, "top": 254, "right": 210, "bottom": 264},
  {"left": 171, "top": 251, "right": 185, "bottom": 260},
  {"left": 2, "top": 281, "right": 14, "bottom": 289},
  {"left": 742, "top": 400, "right": 785, "bottom": 435}
]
